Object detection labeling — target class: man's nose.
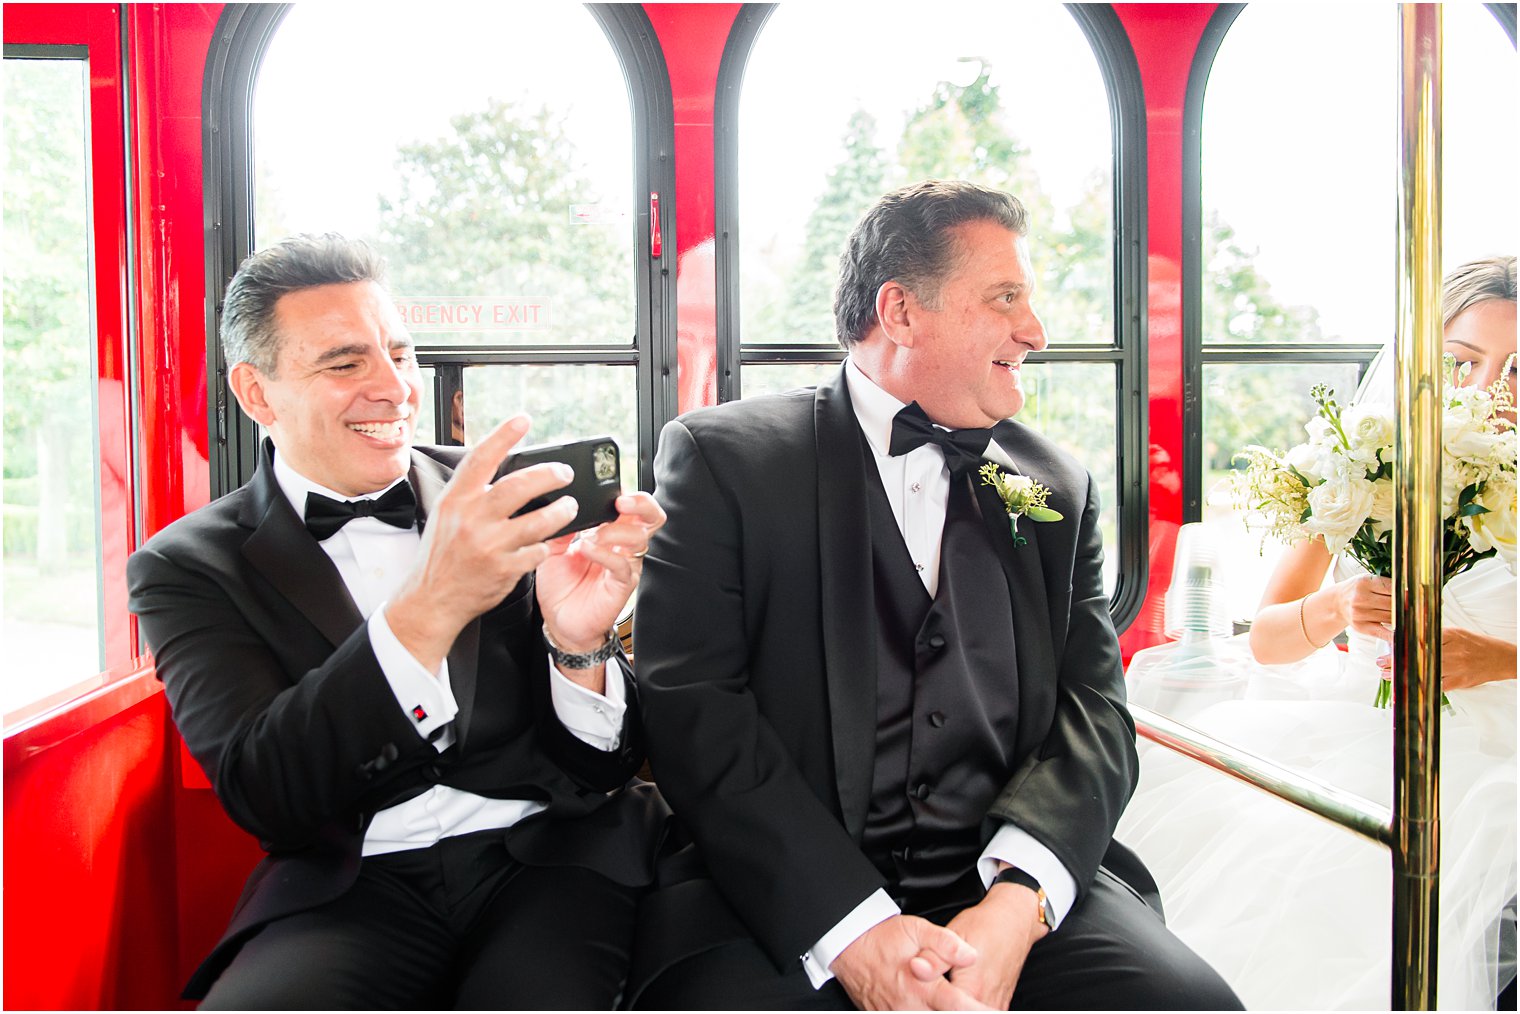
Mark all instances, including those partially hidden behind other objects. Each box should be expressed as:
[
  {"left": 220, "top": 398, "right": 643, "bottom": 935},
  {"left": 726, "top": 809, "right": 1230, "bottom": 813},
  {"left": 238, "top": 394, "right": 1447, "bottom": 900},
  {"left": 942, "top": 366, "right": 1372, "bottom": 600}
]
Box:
[
  {"left": 1019, "top": 306, "right": 1049, "bottom": 352},
  {"left": 369, "top": 357, "right": 414, "bottom": 403}
]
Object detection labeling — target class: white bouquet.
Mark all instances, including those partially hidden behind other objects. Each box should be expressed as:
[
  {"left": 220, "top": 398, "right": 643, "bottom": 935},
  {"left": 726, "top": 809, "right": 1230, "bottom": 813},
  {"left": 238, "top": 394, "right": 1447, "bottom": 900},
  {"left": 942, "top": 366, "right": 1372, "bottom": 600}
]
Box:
[{"left": 1232, "top": 355, "right": 1517, "bottom": 706}]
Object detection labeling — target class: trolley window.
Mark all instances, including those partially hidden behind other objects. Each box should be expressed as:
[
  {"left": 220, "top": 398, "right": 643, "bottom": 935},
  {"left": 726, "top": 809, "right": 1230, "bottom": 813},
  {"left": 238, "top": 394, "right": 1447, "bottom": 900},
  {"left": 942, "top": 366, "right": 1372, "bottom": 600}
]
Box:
[
  {"left": 2, "top": 52, "right": 104, "bottom": 712},
  {"left": 1189, "top": 3, "right": 1518, "bottom": 622},
  {"left": 210, "top": 3, "right": 674, "bottom": 495},
  {"left": 718, "top": 2, "right": 1146, "bottom": 625}
]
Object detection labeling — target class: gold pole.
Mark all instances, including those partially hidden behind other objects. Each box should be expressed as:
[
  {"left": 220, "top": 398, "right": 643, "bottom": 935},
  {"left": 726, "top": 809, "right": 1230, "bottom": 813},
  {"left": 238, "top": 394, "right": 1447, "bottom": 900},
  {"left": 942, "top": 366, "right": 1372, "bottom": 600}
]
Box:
[{"left": 1393, "top": 5, "right": 1442, "bottom": 1009}]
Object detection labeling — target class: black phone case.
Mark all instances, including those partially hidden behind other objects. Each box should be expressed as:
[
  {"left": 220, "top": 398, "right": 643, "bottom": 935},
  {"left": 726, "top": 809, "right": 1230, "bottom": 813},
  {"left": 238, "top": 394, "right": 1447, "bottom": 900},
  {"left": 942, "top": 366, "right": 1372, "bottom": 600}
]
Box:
[{"left": 500, "top": 435, "right": 621, "bottom": 539}]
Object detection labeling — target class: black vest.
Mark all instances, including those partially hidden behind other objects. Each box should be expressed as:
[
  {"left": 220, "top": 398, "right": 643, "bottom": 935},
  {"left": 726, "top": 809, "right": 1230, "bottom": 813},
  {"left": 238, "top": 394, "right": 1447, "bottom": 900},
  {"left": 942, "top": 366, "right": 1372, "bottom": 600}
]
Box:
[{"left": 860, "top": 458, "right": 1024, "bottom": 913}]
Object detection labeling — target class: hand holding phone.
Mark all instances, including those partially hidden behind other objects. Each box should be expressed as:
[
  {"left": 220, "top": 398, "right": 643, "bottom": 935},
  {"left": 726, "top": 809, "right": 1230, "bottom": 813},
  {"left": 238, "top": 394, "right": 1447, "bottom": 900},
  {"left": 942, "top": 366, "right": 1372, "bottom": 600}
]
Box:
[{"left": 500, "top": 435, "right": 622, "bottom": 540}]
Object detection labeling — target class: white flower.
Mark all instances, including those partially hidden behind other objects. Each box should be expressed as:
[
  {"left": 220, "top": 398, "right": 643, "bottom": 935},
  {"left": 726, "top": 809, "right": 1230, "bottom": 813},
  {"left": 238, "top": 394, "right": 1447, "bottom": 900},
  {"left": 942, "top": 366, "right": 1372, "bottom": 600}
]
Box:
[
  {"left": 1304, "top": 416, "right": 1335, "bottom": 447},
  {"left": 1303, "top": 474, "right": 1376, "bottom": 555},
  {"left": 1342, "top": 404, "right": 1394, "bottom": 454},
  {"left": 1444, "top": 463, "right": 1481, "bottom": 518},
  {"left": 1003, "top": 474, "right": 1035, "bottom": 497},
  {"left": 1285, "top": 441, "right": 1325, "bottom": 483},
  {"left": 1444, "top": 418, "right": 1505, "bottom": 464},
  {"left": 1465, "top": 473, "right": 1518, "bottom": 570}
]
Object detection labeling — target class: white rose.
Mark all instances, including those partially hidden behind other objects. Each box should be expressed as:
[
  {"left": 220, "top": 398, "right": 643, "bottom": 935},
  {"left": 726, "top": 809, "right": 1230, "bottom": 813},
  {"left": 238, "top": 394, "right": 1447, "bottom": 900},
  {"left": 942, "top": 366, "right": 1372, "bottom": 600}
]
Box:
[
  {"left": 1303, "top": 474, "right": 1376, "bottom": 556},
  {"left": 1465, "top": 473, "right": 1518, "bottom": 570},
  {"left": 1005, "top": 474, "right": 1035, "bottom": 496},
  {"left": 1444, "top": 423, "right": 1504, "bottom": 464},
  {"left": 1342, "top": 404, "right": 1394, "bottom": 454},
  {"left": 1285, "top": 442, "right": 1324, "bottom": 482}
]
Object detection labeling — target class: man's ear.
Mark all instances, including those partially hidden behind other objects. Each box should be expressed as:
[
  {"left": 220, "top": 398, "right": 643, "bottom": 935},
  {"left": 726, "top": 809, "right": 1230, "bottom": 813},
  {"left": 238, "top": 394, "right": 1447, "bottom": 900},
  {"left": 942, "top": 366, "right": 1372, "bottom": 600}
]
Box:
[
  {"left": 228, "top": 362, "right": 276, "bottom": 427},
  {"left": 874, "top": 280, "right": 914, "bottom": 349}
]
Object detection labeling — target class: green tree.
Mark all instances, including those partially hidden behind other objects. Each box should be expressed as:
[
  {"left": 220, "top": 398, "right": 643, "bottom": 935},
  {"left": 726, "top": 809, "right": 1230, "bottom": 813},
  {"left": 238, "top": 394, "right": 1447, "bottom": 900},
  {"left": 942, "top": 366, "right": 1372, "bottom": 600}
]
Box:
[
  {"left": 1202, "top": 211, "right": 1324, "bottom": 346},
  {"left": 1199, "top": 210, "right": 1343, "bottom": 474},
  {"left": 771, "top": 109, "right": 886, "bottom": 344},
  {"left": 372, "top": 100, "right": 638, "bottom": 484},
  {"left": 377, "top": 99, "right": 632, "bottom": 339}
]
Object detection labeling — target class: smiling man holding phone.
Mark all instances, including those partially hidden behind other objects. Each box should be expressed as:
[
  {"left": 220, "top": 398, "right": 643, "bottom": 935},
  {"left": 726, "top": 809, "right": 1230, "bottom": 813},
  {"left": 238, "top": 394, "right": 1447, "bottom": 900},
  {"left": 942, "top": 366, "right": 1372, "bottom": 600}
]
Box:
[{"left": 128, "top": 233, "right": 666, "bottom": 1008}]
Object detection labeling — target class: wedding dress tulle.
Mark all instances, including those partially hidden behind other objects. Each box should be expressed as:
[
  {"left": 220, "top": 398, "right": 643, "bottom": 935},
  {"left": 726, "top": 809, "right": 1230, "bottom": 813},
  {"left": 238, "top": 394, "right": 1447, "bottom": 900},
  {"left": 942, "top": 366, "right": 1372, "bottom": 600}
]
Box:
[{"left": 1117, "top": 556, "right": 1517, "bottom": 1009}]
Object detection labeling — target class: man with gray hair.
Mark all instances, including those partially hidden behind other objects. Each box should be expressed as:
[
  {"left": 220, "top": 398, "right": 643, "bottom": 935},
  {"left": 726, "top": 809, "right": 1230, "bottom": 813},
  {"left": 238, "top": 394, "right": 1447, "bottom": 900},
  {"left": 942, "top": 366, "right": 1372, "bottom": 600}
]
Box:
[
  {"left": 631, "top": 181, "right": 1240, "bottom": 1009},
  {"left": 129, "top": 233, "right": 666, "bottom": 1007}
]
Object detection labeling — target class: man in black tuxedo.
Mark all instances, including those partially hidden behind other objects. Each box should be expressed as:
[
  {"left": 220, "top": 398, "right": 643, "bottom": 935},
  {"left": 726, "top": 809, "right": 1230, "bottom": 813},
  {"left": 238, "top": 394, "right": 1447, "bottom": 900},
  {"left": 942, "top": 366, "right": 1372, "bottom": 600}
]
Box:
[
  {"left": 127, "top": 234, "right": 666, "bottom": 1008},
  {"left": 631, "top": 181, "right": 1241, "bottom": 1010}
]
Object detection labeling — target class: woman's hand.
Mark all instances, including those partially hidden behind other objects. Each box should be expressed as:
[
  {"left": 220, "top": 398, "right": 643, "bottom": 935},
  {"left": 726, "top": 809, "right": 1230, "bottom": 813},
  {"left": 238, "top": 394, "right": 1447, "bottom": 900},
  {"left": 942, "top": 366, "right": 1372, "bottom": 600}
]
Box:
[
  {"left": 1332, "top": 574, "right": 1394, "bottom": 640},
  {"left": 1438, "top": 627, "right": 1517, "bottom": 689},
  {"left": 1374, "top": 627, "right": 1516, "bottom": 689}
]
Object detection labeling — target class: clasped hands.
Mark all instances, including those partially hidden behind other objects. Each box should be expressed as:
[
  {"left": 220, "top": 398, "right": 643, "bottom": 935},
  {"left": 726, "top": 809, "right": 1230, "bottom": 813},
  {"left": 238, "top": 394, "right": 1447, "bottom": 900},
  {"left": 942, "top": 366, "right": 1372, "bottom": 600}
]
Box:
[
  {"left": 831, "top": 882, "right": 1047, "bottom": 1011},
  {"left": 386, "top": 415, "right": 665, "bottom": 681}
]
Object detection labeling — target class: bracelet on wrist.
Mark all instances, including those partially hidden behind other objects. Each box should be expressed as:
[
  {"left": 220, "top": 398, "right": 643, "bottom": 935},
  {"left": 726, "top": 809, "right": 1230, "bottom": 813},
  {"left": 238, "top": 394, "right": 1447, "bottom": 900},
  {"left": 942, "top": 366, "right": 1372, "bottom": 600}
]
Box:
[
  {"left": 543, "top": 625, "right": 619, "bottom": 670},
  {"left": 1299, "top": 595, "right": 1330, "bottom": 649}
]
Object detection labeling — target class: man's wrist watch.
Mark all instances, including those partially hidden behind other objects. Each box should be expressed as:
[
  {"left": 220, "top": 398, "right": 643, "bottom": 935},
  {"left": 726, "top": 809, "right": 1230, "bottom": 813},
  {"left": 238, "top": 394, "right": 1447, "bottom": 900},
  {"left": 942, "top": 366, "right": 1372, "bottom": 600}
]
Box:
[
  {"left": 994, "top": 866, "right": 1054, "bottom": 928},
  {"left": 542, "top": 625, "right": 619, "bottom": 670}
]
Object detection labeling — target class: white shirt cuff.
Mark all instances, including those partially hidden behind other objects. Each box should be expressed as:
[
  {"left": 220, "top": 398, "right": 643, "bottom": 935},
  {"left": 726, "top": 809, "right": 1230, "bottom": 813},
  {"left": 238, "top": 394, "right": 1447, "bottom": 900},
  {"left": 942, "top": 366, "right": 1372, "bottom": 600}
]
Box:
[
  {"left": 978, "top": 823, "right": 1078, "bottom": 930},
  {"left": 548, "top": 658, "right": 626, "bottom": 751},
  {"left": 800, "top": 888, "right": 899, "bottom": 989},
  {"left": 369, "top": 605, "right": 458, "bottom": 750}
]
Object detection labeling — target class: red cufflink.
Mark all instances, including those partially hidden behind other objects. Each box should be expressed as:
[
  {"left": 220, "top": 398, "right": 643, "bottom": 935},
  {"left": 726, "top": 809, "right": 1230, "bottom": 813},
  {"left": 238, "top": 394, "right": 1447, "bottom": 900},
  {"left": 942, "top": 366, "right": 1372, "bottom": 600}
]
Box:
[{"left": 411, "top": 705, "right": 427, "bottom": 723}]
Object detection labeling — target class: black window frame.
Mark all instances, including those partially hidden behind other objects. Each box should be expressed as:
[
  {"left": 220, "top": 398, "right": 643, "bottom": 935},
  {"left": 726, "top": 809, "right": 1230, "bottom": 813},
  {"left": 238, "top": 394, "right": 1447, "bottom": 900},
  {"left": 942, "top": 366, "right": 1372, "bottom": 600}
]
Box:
[
  {"left": 1182, "top": 2, "right": 1517, "bottom": 522},
  {"left": 712, "top": 2, "right": 1150, "bottom": 632},
  {"left": 203, "top": 3, "right": 677, "bottom": 496}
]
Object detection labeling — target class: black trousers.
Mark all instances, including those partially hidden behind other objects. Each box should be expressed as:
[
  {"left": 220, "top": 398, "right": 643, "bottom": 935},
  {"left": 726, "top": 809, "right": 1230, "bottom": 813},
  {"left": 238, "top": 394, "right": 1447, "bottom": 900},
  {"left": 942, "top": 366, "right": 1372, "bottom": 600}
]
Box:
[
  {"left": 201, "top": 830, "right": 639, "bottom": 1010},
  {"left": 630, "top": 868, "right": 1243, "bottom": 1011}
]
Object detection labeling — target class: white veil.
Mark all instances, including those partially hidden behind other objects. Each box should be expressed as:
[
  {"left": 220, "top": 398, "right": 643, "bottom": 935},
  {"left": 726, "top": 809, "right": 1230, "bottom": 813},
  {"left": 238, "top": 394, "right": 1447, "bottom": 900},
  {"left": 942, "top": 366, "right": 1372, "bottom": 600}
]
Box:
[{"left": 1353, "top": 338, "right": 1396, "bottom": 408}]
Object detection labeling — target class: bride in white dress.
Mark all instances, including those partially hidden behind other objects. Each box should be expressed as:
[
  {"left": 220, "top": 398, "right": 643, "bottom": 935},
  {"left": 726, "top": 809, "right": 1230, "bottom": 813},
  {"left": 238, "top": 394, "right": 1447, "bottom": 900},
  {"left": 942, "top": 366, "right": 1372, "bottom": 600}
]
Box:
[{"left": 1118, "top": 257, "right": 1517, "bottom": 1009}]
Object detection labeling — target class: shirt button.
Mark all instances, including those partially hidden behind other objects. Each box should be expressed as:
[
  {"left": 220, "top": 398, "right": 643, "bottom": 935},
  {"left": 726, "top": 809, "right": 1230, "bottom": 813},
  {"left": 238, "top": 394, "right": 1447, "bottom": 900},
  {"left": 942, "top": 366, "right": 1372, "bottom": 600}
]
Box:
[
  {"left": 914, "top": 562, "right": 925, "bottom": 572},
  {"left": 928, "top": 711, "right": 947, "bottom": 728},
  {"left": 910, "top": 482, "right": 922, "bottom": 494},
  {"left": 927, "top": 634, "right": 946, "bottom": 651},
  {"left": 373, "top": 568, "right": 384, "bottom": 580}
]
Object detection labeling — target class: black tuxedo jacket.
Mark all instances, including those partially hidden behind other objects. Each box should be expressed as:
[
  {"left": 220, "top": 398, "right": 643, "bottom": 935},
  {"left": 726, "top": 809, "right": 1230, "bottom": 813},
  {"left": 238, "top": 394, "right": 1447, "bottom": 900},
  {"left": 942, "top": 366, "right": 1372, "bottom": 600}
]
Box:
[
  {"left": 128, "top": 440, "right": 663, "bottom": 997},
  {"left": 634, "top": 367, "right": 1140, "bottom": 971}
]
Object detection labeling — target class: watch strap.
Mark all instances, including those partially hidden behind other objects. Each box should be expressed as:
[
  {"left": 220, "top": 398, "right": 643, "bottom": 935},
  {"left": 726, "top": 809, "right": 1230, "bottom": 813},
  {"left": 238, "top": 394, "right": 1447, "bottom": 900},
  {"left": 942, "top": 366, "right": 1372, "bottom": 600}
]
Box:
[
  {"left": 994, "top": 866, "right": 1053, "bottom": 927},
  {"left": 543, "top": 626, "right": 619, "bottom": 670}
]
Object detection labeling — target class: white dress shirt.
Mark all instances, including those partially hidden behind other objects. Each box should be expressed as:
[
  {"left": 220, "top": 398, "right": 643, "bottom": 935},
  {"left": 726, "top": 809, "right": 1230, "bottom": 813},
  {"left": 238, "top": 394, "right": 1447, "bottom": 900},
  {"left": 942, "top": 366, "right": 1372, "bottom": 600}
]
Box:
[
  {"left": 799, "top": 361, "right": 1079, "bottom": 988},
  {"left": 271, "top": 451, "right": 627, "bottom": 857}
]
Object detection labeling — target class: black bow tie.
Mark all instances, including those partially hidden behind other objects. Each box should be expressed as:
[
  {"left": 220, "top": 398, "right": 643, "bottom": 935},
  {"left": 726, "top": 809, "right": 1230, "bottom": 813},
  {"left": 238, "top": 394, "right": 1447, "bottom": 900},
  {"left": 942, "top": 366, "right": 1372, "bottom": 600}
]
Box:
[
  {"left": 888, "top": 402, "right": 1007, "bottom": 474},
  {"left": 304, "top": 482, "right": 417, "bottom": 541}
]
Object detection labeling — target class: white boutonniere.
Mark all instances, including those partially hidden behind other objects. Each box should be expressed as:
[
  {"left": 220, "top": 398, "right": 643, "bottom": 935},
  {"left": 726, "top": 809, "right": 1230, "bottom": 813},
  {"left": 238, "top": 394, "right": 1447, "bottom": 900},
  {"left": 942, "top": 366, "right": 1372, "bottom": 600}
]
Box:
[{"left": 979, "top": 462, "right": 1063, "bottom": 546}]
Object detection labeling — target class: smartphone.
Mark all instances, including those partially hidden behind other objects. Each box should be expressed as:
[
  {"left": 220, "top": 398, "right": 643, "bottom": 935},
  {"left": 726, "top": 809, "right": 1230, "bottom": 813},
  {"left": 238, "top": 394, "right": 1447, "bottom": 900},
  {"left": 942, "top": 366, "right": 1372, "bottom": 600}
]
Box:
[{"left": 500, "top": 435, "right": 622, "bottom": 539}]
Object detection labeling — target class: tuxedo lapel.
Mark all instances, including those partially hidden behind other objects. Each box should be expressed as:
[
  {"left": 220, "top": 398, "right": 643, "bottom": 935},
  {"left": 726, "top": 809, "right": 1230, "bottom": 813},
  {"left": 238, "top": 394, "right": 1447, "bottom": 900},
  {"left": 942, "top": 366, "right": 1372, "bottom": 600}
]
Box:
[
  {"left": 813, "top": 368, "right": 878, "bottom": 841},
  {"left": 410, "top": 450, "right": 481, "bottom": 745},
  {"left": 239, "top": 442, "right": 364, "bottom": 649},
  {"left": 982, "top": 438, "right": 1059, "bottom": 746}
]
